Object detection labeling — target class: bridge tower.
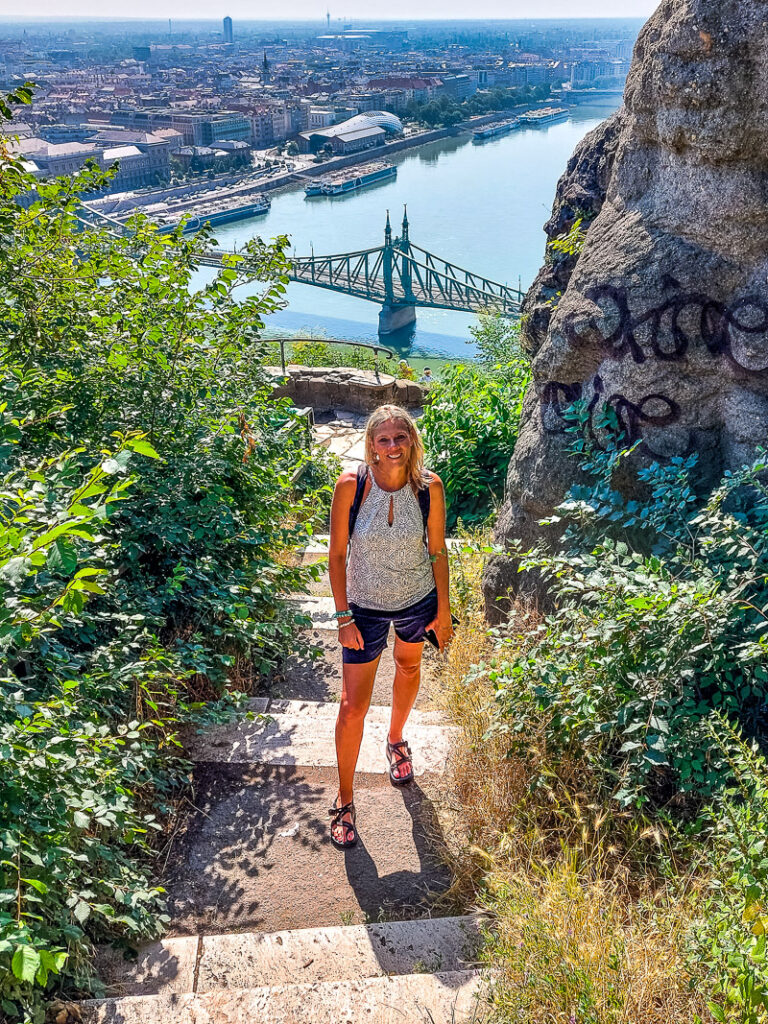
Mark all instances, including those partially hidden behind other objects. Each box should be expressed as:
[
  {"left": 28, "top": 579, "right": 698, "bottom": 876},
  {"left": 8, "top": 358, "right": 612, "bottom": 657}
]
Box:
[{"left": 378, "top": 209, "right": 417, "bottom": 336}]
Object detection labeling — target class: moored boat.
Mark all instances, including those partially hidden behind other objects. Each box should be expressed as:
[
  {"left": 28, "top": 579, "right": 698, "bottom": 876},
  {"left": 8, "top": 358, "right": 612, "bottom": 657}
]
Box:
[
  {"left": 156, "top": 193, "right": 271, "bottom": 233},
  {"left": 518, "top": 106, "right": 570, "bottom": 127},
  {"left": 472, "top": 118, "right": 520, "bottom": 142},
  {"left": 304, "top": 160, "right": 396, "bottom": 197}
]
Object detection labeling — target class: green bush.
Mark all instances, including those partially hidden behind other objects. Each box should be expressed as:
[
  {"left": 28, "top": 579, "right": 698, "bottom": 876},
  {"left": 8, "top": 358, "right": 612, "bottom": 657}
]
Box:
[
  {"left": 420, "top": 318, "right": 530, "bottom": 530},
  {"left": 489, "top": 405, "right": 768, "bottom": 808},
  {"left": 691, "top": 717, "right": 768, "bottom": 1023},
  {"left": 0, "top": 87, "right": 334, "bottom": 1020}
]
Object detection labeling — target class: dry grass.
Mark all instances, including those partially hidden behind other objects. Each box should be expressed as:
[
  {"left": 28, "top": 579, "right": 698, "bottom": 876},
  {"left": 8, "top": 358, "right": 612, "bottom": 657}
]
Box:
[
  {"left": 481, "top": 854, "right": 710, "bottom": 1024},
  {"left": 431, "top": 545, "right": 713, "bottom": 1023}
]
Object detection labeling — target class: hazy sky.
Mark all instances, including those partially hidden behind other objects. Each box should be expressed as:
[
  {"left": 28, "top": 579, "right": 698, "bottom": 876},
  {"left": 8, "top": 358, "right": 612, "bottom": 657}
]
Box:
[{"left": 7, "top": 3, "right": 659, "bottom": 23}]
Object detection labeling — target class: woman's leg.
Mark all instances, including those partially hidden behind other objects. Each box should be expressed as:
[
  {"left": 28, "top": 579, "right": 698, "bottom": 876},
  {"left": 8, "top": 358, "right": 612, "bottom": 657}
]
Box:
[
  {"left": 333, "top": 655, "right": 380, "bottom": 843},
  {"left": 388, "top": 636, "right": 424, "bottom": 780}
]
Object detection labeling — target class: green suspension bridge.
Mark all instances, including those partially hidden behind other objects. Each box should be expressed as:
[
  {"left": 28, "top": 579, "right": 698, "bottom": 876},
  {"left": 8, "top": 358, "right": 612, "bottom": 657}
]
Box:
[{"left": 81, "top": 204, "right": 524, "bottom": 335}]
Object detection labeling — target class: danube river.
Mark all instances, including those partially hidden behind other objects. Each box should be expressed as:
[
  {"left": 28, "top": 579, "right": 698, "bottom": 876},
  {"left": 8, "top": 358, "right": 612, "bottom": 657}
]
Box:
[{"left": 204, "top": 103, "right": 615, "bottom": 358}]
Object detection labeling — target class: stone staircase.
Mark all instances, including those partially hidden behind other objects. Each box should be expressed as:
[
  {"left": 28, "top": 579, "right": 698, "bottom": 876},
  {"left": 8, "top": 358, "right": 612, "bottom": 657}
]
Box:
[{"left": 80, "top": 554, "right": 486, "bottom": 1023}]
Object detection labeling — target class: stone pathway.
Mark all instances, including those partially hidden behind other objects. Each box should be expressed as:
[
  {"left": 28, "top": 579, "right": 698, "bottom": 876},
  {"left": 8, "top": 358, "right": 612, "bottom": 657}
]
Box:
[
  {"left": 81, "top": 551, "right": 485, "bottom": 1024},
  {"left": 313, "top": 412, "right": 367, "bottom": 474}
]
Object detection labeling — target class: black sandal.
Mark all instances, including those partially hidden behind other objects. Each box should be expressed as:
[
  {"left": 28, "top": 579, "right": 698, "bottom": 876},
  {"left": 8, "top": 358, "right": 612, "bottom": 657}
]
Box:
[
  {"left": 385, "top": 739, "right": 414, "bottom": 786},
  {"left": 329, "top": 799, "right": 357, "bottom": 849}
]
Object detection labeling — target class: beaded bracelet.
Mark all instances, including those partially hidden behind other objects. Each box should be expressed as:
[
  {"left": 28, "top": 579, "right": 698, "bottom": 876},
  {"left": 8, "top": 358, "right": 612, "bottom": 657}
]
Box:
[{"left": 332, "top": 609, "right": 353, "bottom": 619}]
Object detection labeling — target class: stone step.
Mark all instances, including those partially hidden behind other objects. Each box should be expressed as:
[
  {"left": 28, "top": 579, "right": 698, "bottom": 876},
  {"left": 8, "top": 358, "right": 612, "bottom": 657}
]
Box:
[
  {"left": 268, "top": 628, "right": 439, "bottom": 709},
  {"left": 288, "top": 594, "right": 337, "bottom": 628},
  {"left": 185, "top": 698, "right": 456, "bottom": 775},
  {"left": 98, "top": 916, "right": 484, "bottom": 998},
  {"left": 164, "top": 764, "right": 452, "bottom": 935},
  {"left": 83, "top": 968, "right": 483, "bottom": 1024}
]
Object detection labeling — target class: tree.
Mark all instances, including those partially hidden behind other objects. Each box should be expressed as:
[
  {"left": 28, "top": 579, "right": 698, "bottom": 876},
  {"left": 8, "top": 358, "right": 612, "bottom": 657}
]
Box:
[{"left": 0, "top": 85, "right": 333, "bottom": 1020}]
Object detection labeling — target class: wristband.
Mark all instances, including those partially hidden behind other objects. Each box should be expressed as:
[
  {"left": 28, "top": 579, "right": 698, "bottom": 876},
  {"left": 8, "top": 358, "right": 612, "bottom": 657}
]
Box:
[{"left": 332, "top": 609, "right": 353, "bottom": 619}]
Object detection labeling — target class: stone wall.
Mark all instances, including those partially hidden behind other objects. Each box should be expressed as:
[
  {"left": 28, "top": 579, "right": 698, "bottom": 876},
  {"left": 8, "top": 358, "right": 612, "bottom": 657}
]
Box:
[
  {"left": 267, "top": 366, "right": 427, "bottom": 414},
  {"left": 485, "top": 0, "right": 768, "bottom": 616}
]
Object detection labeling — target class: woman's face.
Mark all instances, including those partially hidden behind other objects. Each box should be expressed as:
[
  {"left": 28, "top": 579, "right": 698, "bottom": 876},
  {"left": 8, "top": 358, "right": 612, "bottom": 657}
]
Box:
[{"left": 372, "top": 419, "right": 412, "bottom": 465}]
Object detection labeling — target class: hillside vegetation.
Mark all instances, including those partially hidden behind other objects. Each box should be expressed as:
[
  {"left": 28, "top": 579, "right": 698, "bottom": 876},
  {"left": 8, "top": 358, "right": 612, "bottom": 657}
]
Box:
[
  {"left": 0, "top": 86, "right": 334, "bottom": 1023},
  {"left": 437, "top": 401, "right": 768, "bottom": 1023}
]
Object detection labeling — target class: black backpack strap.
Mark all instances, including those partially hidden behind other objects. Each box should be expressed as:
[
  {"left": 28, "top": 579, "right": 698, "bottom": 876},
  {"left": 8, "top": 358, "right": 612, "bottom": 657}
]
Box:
[
  {"left": 348, "top": 463, "right": 369, "bottom": 538},
  {"left": 418, "top": 473, "right": 432, "bottom": 539}
]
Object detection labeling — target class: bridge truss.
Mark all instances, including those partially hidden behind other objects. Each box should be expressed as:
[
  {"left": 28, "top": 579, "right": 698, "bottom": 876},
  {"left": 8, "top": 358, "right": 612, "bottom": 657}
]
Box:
[
  {"left": 286, "top": 211, "right": 522, "bottom": 316},
  {"left": 81, "top": 203, "right": 524, "bottom": 321}
]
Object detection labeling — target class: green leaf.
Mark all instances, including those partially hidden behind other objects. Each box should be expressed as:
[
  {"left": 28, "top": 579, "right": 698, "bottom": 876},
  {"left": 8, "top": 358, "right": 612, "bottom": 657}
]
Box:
[
  {"left": 47, "top": 538, "right": 78, "bottom": 575},
  {"left": 22, "top": 878, "right": 48, "bottom": 895},
  {"left": 73, "top": 900, "right": 91, "bottom": 924},
  {"left": 12, "top": 945, "right": 40, "bottom": 983},
  {"left": 130, "top": 439, "right": 161, "bottom": 459},
  {"left": 73, "top": 811, "right": 90, "bottom": 829}
]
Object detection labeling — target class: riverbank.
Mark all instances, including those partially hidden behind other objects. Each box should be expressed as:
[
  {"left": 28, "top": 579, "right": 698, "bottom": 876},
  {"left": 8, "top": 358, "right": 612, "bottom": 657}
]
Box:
[
  {"left": 198, "top": 100, "right": 560, "bottom": 199},
  {"left": 85, "top": 100, "right": 561, "bottom": 231}
]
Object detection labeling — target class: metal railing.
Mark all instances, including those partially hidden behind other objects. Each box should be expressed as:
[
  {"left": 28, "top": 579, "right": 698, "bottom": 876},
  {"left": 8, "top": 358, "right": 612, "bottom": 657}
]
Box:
[{"left": 273, "top": 336, "right": 396, "bottom": 379}]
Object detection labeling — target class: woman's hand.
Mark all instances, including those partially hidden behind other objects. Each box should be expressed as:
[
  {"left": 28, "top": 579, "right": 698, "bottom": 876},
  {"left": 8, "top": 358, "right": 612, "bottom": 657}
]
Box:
[
  {"left": 425, "top": 613, "right": 454, "bottom": 652},
  {"left": 338, "top": 620, "right": 364, "bottom": 650}
]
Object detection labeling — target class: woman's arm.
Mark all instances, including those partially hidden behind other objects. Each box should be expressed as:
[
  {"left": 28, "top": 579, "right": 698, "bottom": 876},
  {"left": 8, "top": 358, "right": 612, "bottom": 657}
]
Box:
[
  {"left": 424, "top": 473, "right": 454, "bottom": 651},
  {"left": 328, "top": 471, "right": 364, "bottom": 650}
]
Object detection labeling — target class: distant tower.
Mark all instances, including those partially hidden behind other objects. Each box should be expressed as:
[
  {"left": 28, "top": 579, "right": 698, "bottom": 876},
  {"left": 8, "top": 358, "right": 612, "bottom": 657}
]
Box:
[
  {"left": 223, "top": 16, "right": 233, "bottom": 43},
  {"left": 326, "top": 10, "right": 330, "bottom": 29},
  {"left": 262, "top": 50, "right": 271, "bottom": 83}
]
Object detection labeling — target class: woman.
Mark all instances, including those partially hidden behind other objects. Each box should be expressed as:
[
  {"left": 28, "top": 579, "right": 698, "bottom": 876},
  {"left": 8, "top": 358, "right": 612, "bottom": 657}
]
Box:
[{"left": 327, "top": 404, "right": 454, "bottom": 849}]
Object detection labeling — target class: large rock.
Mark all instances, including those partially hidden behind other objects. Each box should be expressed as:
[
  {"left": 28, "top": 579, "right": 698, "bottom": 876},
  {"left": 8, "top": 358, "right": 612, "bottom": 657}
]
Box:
[
  {"left": 485, "top": 0, "right": 768, "bottom": 616},
  {"left": 267, "top": 366, "right": 428, "bottom": 414}
]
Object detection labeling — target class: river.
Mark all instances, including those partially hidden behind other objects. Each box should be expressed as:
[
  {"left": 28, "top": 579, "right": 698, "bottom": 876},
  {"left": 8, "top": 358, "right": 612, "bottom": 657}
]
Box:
[{"left": 202, "top": 103, "right": 616, "bottom": 358}]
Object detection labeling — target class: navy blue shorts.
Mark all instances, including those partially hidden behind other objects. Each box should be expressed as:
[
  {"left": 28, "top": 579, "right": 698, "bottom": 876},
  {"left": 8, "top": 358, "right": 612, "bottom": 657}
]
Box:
[{"left": 343, "top": 588, "right": 438, "bottom": 665}]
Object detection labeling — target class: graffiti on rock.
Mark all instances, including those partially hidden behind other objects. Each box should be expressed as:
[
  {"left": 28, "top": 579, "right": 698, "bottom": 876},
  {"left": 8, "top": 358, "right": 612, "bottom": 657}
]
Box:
[
  {"left": 541, "top": 374, "right": 687, "bottom": 459},
  {"left": 562, "top": 276, "right": 768, "bottom": 373}
]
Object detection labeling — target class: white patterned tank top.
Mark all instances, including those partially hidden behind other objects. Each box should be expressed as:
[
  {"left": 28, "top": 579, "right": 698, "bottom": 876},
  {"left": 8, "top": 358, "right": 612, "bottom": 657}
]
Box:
[{"left": 346, "top": 471, "right": 435, "bottom": 612}]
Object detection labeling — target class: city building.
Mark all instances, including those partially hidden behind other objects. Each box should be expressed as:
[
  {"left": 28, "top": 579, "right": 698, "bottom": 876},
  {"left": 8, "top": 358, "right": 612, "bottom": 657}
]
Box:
[
  {"left": 327, "top": 124, "right": 385, "bottom": 154},
  {"left": 250, "top": 110, "right": 275, "bottom": 147},
  {"left": 316, "top": 28, "right": 408, "bottom": 50},
  {"left": 85, "top": 127, "right": 176, "bottom": 180},
  {"left": 297, "top": 113, "right": 393, "bottom": 153},
  {"left": 308, "top": 106, "right": 336, "bottom": 129},
  {"left": 110, "top": 108, "right": 251, "bottom": 146},
  {"left": 102, "top": 144, "right": 156, "bottom": 189},
  {"left": 9, "top": 138, "right": 105, "bottom": 176},
  {"left": 223, "top": 17, "right": 233, "bottom": 45},
  {"left": 438, "top": 74, "right": 476, "bottom": 100},
  {"left": 366, "top": 77, "right": 434, "bottom": 104}
]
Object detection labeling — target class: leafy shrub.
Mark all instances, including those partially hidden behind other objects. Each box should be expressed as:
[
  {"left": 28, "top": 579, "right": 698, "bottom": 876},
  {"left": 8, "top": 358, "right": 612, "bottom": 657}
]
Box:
[
  {"left": 489, "top": 405, "right": 768, "bottom": 808},
  {"left": 0, "top": 424, "right": 169, "bottom": 1022},
  {"left": 420, "top": 338, "right": 530, "bottom": 530},
  {"left": 691, "top": 717, "right": 768, "bottom": 1024},
  {"left": 469, "top": 312, "right": 524, "bottom": 367},
  {"left": 0, "top": 88, "right": 334, "bottom": 1020}
]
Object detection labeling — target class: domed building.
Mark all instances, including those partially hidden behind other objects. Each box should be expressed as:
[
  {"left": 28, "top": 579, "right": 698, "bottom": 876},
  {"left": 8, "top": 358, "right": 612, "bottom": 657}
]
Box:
[
  {"left": 343, "top": 111, "right": 403, "bottom": 134},
  {"left": 297, "top": 110, "right": 403, "bottom": 155}
]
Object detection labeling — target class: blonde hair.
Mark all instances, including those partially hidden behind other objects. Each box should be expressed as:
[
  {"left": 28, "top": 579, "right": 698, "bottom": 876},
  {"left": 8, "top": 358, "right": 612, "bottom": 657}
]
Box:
[{"left": 364, "top": 405, "right": 431, "bottom": 491}]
